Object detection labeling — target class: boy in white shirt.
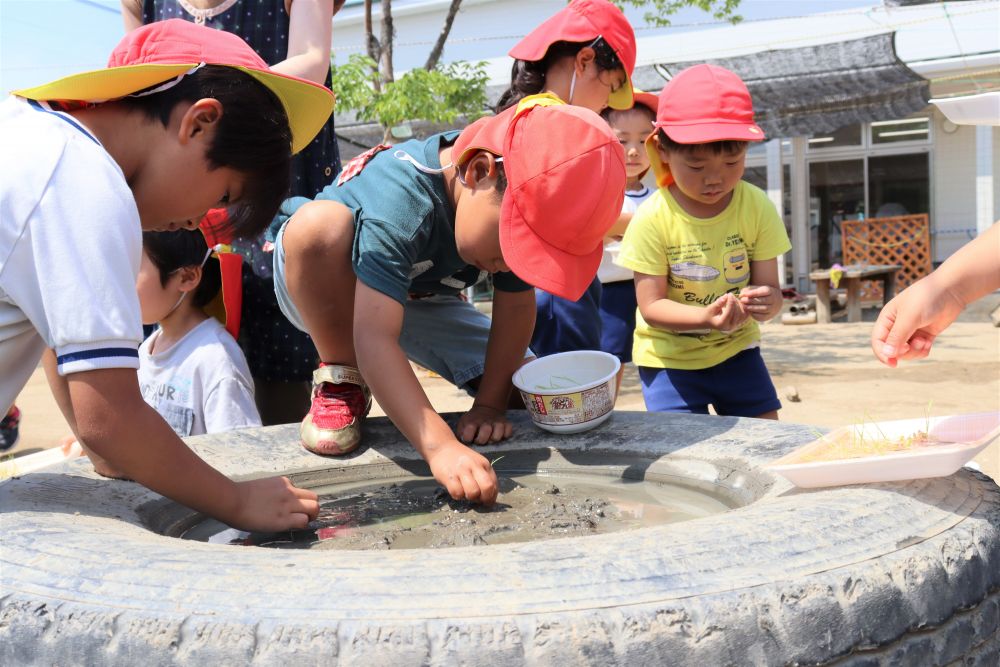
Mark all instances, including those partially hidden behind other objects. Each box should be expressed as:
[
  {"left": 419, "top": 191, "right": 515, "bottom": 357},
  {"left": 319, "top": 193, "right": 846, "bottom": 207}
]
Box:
[
  {"left": 0, "top": 20, "right": 326, "bottom": 531},
  {"left": 137, "top": 231, "right": 261, "bottom": 436}
]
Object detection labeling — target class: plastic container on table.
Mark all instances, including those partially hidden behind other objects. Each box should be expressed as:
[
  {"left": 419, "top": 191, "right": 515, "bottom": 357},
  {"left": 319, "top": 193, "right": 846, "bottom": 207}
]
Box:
[{"left": 768, "top": 412, "right": 1000, "bottom": 488}]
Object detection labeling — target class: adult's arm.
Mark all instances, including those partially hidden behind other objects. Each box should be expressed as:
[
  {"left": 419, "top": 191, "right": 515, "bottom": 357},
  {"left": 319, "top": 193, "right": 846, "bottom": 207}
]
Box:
[
  {"left": 872, "top": 222, "right": 1000, "bottom": 366},
  {"left": 122, "top": 0, "right": 339, "bottom": 84}
]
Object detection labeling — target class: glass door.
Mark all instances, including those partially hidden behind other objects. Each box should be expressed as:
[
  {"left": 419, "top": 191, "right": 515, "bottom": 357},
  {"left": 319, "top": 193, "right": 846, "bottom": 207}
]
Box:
[
  {"left": 808, "top": 159, "right": 865, "bottom": 269},
  {"left": 868, "top": 153, "right": 929, "bottom": 219}
]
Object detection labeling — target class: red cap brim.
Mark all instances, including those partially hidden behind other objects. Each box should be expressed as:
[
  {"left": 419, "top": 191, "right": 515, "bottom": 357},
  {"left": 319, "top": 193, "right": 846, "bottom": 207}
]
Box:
[
  {"left": 657, "top": 121, "right": 766, "bottom": 144},
  {"left": 499, "top": 195, "right": 604, "bottom": 301}
]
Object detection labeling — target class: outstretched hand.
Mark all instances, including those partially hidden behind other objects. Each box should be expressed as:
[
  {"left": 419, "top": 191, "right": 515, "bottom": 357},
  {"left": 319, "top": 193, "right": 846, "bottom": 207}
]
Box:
[{"left": 871, "top": 276, "right": 966, "bottom": 367}]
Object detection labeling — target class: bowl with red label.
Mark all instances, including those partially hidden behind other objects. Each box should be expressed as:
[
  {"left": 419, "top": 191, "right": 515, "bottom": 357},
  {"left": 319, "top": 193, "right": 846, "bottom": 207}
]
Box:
[{"left": 512, "top": 351, "right": 621, "bottom": 434}]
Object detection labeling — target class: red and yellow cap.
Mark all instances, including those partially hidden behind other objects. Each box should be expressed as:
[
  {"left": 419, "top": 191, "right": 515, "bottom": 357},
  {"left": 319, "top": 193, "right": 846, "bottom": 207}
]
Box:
[
  {"left": 12, "top": 19, "right": 333, "bottom": 154},
  {"left": 509, "top": 0, "right": 636, "bottom": 110},
  {"left": 644, "top": 65, "right": 764, "bottom": 188},
  {"left": 454, "top": 94, "right": 626, "bottom": 301}
]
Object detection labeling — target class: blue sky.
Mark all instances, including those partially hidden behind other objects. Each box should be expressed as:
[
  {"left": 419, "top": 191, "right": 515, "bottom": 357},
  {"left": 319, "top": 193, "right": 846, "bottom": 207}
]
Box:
[
  {"left": 1, "top": 0, "right": 124, "bottom": 92},
  {"left": 1, "top": 0, "right": 881, "bottom": 93}
]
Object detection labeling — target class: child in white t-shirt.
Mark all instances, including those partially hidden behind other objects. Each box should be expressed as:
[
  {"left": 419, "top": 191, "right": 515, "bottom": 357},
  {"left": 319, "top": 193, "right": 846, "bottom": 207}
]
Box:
[
  {"left": 598, "top": 90, "right": 658, "bottom": 393},
  {"left": 137, "top": 231, "right": 260, "bottom": 436}
]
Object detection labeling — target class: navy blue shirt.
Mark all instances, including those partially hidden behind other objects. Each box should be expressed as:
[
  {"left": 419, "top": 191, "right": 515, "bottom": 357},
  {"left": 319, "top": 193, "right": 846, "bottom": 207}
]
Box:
[{"left": 278, "top": 132, "right": 530, "bottom": 305}]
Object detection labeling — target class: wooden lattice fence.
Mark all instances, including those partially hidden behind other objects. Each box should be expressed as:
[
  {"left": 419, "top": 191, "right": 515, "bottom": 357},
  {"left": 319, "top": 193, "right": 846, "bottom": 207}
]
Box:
[{"left": 841, "top": 214, "right": 932, "bottom": 300}]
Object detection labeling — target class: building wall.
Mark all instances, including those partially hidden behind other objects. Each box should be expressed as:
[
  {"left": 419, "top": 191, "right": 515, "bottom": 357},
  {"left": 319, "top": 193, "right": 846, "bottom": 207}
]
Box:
[{"left": 931, "top": 107, "right": 1000, "bottom": 262}]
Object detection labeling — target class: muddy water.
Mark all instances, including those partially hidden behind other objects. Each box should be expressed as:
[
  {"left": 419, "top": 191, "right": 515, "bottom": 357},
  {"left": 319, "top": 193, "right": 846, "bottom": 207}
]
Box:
[{"left": 183, "top": 472, "right": 730, "bottom": 550}]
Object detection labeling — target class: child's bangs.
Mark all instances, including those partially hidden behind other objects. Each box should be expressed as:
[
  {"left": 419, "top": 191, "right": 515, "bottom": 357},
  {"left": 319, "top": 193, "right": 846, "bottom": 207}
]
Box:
[{"left": 659, "top": 130, "right": 748, "bottom": 156}]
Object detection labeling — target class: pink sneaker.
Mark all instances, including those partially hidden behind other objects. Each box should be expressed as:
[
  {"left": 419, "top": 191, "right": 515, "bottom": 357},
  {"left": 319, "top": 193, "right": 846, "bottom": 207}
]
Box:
[{"left": 300, "top": 364, "right": 372, "bottom": 456}]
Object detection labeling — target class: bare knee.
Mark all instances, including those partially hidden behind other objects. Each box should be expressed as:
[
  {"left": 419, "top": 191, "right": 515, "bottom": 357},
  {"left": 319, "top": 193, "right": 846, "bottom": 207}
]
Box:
[{"left": 282, "top": 200, "right": 354, "bottom": 264}]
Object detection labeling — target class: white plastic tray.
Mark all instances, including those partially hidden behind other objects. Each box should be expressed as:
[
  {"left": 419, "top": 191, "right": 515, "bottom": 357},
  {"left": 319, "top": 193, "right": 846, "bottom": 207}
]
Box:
[{"left": 768, "top": 412, "right": 1000, "bottom": 488}]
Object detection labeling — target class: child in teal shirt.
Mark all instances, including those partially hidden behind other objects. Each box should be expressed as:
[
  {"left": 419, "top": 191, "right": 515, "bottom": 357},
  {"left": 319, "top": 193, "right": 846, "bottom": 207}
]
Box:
[{"left": 272, "top": 98, "right": 626, "bottom": 504}]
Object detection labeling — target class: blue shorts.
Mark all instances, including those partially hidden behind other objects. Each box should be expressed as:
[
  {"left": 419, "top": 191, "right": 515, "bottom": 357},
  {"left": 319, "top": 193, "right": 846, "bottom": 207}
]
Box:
[
  {"left": 598, "top": 280, "right": 636, "bottom": 364},
  {"left": 530, "top": 277, "right": 602, "bottom": 357},
  {"left": 638, "top": 348, "right": 782, "bottom": 417},
  {"left": 272, "top": 220, "right": 531, "bottom": 392}
]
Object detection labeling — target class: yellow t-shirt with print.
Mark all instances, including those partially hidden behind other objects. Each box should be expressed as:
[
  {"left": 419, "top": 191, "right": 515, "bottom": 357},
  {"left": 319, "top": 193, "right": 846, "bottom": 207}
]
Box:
[{"left": 617, "top": 181, "right": 791, "bottom": 370}]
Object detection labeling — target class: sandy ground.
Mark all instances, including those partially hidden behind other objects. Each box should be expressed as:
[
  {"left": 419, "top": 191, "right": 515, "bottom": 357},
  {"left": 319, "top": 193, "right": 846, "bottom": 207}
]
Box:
[{"left": 8, "top": 319, "right": 1000, "bottom": 480}]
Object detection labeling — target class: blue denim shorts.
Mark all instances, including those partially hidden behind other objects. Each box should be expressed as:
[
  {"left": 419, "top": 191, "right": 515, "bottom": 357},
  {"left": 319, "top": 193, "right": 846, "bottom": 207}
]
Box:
[
  {"left": 638, "top": 347, "right": 781, "bottom": 417},
  {"left": 272, "top": 220, "right": 529, "bottom": 392}
]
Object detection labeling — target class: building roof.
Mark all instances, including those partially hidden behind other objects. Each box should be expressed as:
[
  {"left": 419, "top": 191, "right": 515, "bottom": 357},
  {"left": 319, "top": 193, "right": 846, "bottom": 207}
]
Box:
[{"left": 480, "top": 1, "right": 1000, "bottom": 90}]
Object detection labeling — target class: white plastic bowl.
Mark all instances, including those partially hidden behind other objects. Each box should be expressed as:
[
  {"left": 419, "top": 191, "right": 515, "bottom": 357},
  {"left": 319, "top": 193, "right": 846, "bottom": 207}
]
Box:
[{"left": 512, "top": 350, "right": 621, "bottom": 434}]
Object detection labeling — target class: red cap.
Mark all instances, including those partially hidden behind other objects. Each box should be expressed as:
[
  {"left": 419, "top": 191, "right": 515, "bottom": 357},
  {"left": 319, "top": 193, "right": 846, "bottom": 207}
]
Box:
[
  {"left": 13, "top": 19, "right": 333, "bottom": 154},
  {"left": 509, "top": 0, "right": 636, "bottom": 110},
  {"left": 632, "top": 89, "right": 659, "bottom": 116},
  {"left": 454, "top": 95, "right": 626, "bottom": 300},
  {"left": 654, "top": 64, "right": 764, "bottom": 144}
]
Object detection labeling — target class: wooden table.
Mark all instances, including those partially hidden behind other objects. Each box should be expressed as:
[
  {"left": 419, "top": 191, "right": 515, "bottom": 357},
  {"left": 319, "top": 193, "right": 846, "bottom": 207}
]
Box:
[{"left": 808, "top": 264, "right": 902, "bottom": 323}]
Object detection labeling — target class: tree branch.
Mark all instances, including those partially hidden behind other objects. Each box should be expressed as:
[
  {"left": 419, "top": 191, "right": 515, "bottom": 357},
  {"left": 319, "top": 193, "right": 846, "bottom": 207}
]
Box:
[
  {"left": 364, "top": 0, "right": 382, "bottom": 92},
  {"left": 380, "top": 0, "right": 395, "bottom": 84},
  {"left": 424, "top": 0, "right": 463, "bottom": 71}
]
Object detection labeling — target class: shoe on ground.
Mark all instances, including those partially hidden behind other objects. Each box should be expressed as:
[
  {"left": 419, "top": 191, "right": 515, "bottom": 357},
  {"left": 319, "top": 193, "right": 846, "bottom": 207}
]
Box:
[
  {"left": 1, "top": 405, "right": 21, "bottom": 453},
  {"left": 301, "top": 365, "right": 372, "bottom": 456}
]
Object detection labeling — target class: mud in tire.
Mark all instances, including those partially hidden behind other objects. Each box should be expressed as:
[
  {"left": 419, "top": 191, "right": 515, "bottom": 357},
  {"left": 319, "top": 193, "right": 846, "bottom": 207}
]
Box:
[{"left": 2, "top": 412, "right": 998, "bottom": 665}]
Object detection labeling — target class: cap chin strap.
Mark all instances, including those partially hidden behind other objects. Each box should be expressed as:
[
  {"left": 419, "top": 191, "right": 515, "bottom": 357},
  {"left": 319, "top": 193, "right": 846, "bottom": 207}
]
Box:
[
  {"left": 567, "top": 36, "right": 605, "bottom": 106},
  {"left": 128, "top": 63, "right": 206, "bottom": 98},
  {"left": 161, "top": 244, "right": 219, "bottom": 318},
  {"left": 163, "top": 291, "right": 189, "bottom": 320},
  {"left": 394, "top": 150, "right": 503, "bottom": 187},
  {"left": 393, "top": 149, "right": 452, "bottom": 175}
]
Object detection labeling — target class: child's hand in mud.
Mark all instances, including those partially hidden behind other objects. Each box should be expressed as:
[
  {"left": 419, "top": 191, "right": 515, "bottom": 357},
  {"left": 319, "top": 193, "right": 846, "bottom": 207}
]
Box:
[
  {"left": 230, "top": 477, "right": 319, "bottom": 532},
  {"left": 739, "top": 284, "right": 782, "bottom": 321},
  {"left": 426, "top": 441, "right": 499, "bottom": 505},
  {"left": 705, "top": 293, "right": 749, "bottom": 333},
  {"left": 456, "top": 404, "right": 513, "bottom": 445}
]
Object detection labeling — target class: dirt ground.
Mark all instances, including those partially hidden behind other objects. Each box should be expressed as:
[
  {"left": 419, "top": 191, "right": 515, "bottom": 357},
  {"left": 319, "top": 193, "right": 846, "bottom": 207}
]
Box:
[{"left": 8, "top": 317, "right": 999, "bottom": 481}]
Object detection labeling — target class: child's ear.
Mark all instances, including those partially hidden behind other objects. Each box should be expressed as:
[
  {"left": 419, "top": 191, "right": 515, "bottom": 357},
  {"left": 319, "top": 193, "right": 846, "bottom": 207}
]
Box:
[
  {"left": 460, "top": 151, "right": 499, "bottom": 192},
  {"left": 173, "top": 265, "right": 203, "bottom": 292},
  {"left": 651, "top": 132, "right": 670, "bottom": 162},
  {"left": 575, "top": 46, "right": 597, "bottom": 75},
  {"left": 178, "top": 98, "right": 224, "bottom": 144}
]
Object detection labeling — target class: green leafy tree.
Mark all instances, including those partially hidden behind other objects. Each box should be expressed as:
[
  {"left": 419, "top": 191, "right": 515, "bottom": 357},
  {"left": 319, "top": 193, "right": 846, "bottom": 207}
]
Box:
[
  {"left": 612, "top": 0, "right": 741, "bottom": 27},
  {"left": 332, "top": 0, "right": 742, "bottom": 141}
]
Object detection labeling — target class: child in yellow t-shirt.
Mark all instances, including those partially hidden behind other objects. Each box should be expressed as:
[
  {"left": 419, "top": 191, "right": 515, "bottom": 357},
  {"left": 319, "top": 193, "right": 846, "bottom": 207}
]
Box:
[{"left": 618, "top": 65, "right": 791, "bottom": 418}]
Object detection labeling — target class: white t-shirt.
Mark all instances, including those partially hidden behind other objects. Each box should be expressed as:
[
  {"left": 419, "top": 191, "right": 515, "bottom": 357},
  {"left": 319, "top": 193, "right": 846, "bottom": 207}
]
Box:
[
  {"left": 598, "top": 185, "right": 654, "bottom": 284},
  {"left": 139, "top": 318, "right": 261, "bottom": 437},
  {"left": 0, "top": 97, "right": 143, "bottom": 414}
]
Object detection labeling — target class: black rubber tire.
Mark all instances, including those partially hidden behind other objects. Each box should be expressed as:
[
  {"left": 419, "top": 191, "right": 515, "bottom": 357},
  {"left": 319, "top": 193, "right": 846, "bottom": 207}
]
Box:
[{"left": 2, "top": 412, "right": 998, "bottom": 665}]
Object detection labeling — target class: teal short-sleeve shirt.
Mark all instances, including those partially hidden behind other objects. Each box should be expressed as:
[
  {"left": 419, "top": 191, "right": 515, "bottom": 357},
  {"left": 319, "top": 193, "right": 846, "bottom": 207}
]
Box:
[{"left": 277, "top": 132, "right": 530, "bottom": 305}]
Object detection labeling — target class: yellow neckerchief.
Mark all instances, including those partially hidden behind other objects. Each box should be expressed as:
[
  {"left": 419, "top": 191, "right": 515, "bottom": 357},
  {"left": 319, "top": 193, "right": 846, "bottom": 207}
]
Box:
[{"left": 515, "top": 92, "right": 566, "bottom": 114}]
